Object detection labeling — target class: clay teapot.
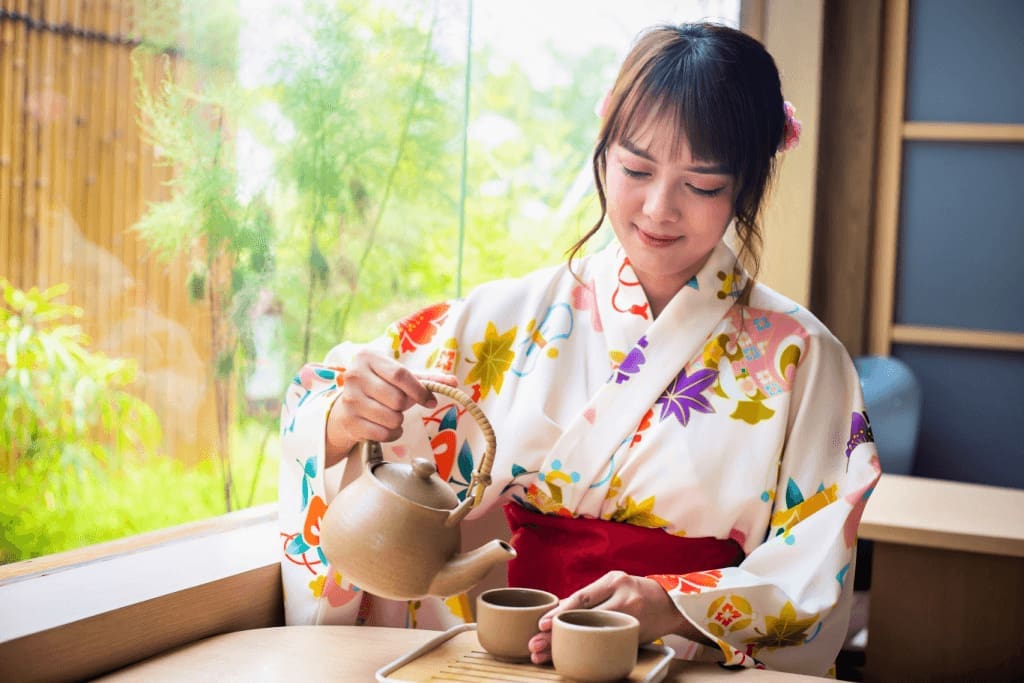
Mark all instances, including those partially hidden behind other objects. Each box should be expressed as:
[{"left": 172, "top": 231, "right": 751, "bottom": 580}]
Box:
[{"left": 319, "top": 380, "right": 516, "bottom": 600}]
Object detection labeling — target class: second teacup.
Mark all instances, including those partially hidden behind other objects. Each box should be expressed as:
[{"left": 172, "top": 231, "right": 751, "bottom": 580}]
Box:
[
  {"left": 551, "top": 609, "right": 640, "bottom": 682},
  {"left": 476, "top": 587, "right": 559, "bottom": 662}
]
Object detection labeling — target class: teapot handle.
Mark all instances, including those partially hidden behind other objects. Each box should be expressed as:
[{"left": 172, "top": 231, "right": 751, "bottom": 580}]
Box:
[{"left": 420, "top": 380, "right": 497, "bottom": 509}]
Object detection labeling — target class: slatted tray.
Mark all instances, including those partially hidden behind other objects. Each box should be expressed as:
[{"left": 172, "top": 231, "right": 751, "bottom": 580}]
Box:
[{"left": 376, "top": 623, "right": 675, "bottom": 682}]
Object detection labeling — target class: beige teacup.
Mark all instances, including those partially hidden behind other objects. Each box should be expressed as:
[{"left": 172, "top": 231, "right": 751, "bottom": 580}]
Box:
[
  {"left": 476, "top": 587, "right": 559, "bottom": 662},
  {"left": 551, "top": 609, "right": 640, "bottom": 682}
]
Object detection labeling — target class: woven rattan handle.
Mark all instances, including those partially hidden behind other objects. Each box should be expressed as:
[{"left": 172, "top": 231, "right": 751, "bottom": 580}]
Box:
[{"left": 420, "top": 380, "right": 497, "bottom": 508}]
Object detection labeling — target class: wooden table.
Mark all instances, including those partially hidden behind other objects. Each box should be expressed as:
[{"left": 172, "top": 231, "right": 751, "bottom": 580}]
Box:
[
  {"left": 859, "top": 474, "right": 1024, "bottom": 680},
  {"left": 95, "top": 625, "right": 820, "bottom": 682}
]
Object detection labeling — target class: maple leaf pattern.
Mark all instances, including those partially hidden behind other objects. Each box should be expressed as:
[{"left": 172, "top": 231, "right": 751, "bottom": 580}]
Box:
[
  {"left": 656, "top": 367, "right": 718, "bottom": 426},
  {"left": 744, "top": 601, "right": 819, "bottom": 651},
  {"left": 465, "top": 322, "right": 517, "bottom": 399}
]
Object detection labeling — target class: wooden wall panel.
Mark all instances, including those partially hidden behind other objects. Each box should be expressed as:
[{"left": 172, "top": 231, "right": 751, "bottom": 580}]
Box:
[{"left": 809, "top": 0, "right": 882, "bottom": 355}]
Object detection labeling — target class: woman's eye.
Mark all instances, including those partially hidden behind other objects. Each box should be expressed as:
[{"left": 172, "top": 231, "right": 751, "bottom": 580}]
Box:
[
  {"left": 621, "top": 165, "right": 649, "bottom": 178},
  {"left": 688, "top": 184, "right": 725, "bottom": 197}
]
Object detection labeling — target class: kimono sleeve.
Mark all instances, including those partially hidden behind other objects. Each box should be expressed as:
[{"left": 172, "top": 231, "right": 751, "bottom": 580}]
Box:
[
  {"left": 277, "top": 299, "right": 467, "bottom": 626},
  {"left": 651, "top": 330, "right": 882, "bottom": 675}
]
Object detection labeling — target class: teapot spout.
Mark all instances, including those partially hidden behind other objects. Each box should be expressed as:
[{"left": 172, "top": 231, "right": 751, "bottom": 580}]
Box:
[{"left": 427, "top": 539, "right": 517, "bottom": 597}]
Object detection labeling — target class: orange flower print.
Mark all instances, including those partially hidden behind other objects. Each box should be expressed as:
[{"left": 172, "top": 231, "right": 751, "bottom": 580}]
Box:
[
  {"left": 630, "top": 408, "right": 654, "bottom": 447},
  {"left": 650, "top": 569, "right": 723, "bottom": 594},
  {"left": 717, "top": 602, "right": 742, "bottom": 626},
  {"left": 390, "top": 302, "right": 450, "bottom": 357},
  {"left": 427, "top": 337, "right": 459, "bottom": 373},
  {"left": 302, "top": 495, "right": 328, "bottom": 546},
  {"left": 707, "top": 594, "right": 753, "bottom": 636}
]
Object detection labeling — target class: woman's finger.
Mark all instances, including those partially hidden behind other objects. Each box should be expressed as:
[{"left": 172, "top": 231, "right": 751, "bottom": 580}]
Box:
[
  {"left": 528, "top": 631, "right": 551, "bottom": 664},
  {"left": 366, "top": 356, "right": 439, "bottom": 409},
  {"left": 538, "top": 574, "right": 620, "bottom": 630}
]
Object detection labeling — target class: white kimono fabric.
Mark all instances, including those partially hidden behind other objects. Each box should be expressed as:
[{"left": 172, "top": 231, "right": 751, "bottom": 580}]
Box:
[{"left": 279, "top": 238, "right": 881, "bottom": 676}]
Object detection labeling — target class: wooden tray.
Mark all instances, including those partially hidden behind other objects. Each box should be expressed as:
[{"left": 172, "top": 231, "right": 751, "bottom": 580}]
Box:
[{"left": 376, "top": 623, "right": 675, "bottom": 682}]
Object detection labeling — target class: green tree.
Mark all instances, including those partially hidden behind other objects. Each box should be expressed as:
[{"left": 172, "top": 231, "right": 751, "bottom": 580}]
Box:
[
  {"left": 132, "top": 0, "right": 273, "bottom": 511},
  {"left": 257, "top": 0, "right": 461, "bottom": 361}
]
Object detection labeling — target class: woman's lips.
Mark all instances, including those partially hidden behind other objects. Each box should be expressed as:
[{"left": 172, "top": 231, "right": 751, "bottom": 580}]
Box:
[{"left": 635, "top": 225, "right": 681, "bottom": 247}]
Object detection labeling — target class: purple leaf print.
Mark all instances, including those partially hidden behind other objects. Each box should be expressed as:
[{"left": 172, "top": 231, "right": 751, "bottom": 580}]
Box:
[
  {"left": 614, "top": 336, "right": 649, "bottom": 384},
  {"left": 656, "top": 367, "right": 718, "bottom": 426},
  {"left": 845, "top": 411, "right": 874, "bottom": 457}
]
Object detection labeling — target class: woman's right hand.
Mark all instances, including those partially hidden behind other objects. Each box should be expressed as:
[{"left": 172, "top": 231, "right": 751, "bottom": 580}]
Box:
[{"left": 325, "top": 349, "right": 458, "bottom": 467}]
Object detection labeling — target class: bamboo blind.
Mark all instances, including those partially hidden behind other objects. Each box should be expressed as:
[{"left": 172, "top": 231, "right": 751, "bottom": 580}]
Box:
[{"left": 1, "top": 0, "right": 217, "bottom": 463}]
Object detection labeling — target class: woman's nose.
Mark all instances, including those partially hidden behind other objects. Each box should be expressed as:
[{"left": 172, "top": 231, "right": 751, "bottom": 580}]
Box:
[{"left": 643, "top": 181, "right": 681, "bottom": 222}]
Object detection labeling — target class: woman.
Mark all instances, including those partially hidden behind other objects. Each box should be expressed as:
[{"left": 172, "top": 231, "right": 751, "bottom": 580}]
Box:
[{"left": 279, "top": 23, "right": 880, "bottom": 675}]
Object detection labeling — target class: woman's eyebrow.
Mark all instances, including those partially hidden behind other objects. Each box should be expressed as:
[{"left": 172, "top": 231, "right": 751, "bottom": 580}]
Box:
[{"left": 619, "top": 139, "right": 730, "bottom": 175}]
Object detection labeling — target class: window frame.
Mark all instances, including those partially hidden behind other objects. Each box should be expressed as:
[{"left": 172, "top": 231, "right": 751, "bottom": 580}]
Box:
[{"left": 0, "top": 5, "right": 828, "bottom": 678}]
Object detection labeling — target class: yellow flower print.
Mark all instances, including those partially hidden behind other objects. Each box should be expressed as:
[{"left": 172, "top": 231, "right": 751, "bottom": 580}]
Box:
[
  {"left": 744, "top": 601, "right": 819, "bottom": 651},
  {"left": 308, "top": 573, "right": 328, "bottom": 599},
  {"left": 465, "top": 322, "right": 517, "bottom": 399},
  {"left": 609, "top": 495, "right": 670, "bottom": 529},
  {"left": 705, "top": 594, "right": 753, "bottom": 636}
]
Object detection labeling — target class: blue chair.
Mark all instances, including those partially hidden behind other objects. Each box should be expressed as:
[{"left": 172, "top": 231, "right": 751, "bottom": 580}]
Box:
[
  {"left": 843, "top": 356, "right": 924, "bottom": 661},
  {"left": 853, "top": 355, "right": 922, "bottom": 476}
]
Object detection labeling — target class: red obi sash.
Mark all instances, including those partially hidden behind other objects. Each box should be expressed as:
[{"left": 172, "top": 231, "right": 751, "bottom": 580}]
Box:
[{"left": 503, "top": 502, "right": 745, "bottom": 599}]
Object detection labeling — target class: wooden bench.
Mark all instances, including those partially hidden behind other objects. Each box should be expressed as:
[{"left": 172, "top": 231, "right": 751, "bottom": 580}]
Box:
[{"left": 859, "top": 473, "right": 1024, "bottom": 680}]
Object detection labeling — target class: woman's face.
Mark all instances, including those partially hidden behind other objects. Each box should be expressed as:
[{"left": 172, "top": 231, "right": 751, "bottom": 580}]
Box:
[{"left": 604, "top": 114, "right": 735, "bottom": 315}]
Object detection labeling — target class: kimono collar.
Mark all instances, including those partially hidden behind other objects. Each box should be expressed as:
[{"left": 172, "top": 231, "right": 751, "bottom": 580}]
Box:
[
  {"left": 591, "top": 238, "right": 745, "bottom": 362},
  {"left": 542, "top": 238, "right": 745, "bottom": 511}
]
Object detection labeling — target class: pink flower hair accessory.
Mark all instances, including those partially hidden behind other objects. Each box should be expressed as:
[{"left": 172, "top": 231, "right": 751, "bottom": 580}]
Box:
[{"left": 779, "top": 100, "right": 802, "bottom": 153}]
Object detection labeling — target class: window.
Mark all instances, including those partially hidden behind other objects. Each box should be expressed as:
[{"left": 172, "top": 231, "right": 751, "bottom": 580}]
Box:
[{"left": 0, "top": 0, "right": 739, "bottom": 565}]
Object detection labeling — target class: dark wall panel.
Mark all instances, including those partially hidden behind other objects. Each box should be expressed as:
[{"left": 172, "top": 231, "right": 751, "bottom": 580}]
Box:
[
  {"left": 896, "top": 142, "right": 1024, "bottom": 333},
  {"left": 906, "top": 0, "right": 1024, "bottom": 123},
  {"left": 893, "top": 344, "right": 1024, "bottom": 488}
]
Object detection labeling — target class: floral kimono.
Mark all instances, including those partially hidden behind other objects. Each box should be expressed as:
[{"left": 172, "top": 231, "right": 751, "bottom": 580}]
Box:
[{"left": 279, "top": 237, "right": 881, "bottom": 676}]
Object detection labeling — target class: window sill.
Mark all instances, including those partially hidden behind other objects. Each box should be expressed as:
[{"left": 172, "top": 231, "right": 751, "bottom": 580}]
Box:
[{"left": 0, "top": 504, "right": 283, "bottom": 682}]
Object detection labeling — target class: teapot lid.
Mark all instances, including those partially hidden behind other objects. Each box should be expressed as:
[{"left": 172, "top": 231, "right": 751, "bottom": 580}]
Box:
[{"left": 373, "top": 457, "right": 460, "bottom": 510}]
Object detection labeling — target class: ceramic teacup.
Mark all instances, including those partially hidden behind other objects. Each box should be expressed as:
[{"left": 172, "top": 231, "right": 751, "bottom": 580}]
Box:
[
  {"left": 476, "top": 587, "right": 559, "bottom": 662},
  {"left": 551, "top": 609, "right": 640, "bottom": 682}
]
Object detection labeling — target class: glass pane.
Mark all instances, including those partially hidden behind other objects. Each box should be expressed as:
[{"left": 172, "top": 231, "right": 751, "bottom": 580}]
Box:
[
  {"left": 893, "top": 344, "right": 1024, "bottom": 488},
  {"left": 1, "top": 0, "right": 739, "bottom": 563},
  {"left": 906, "top": 0, "right": 1024, "bottom": 123},
  {"left": 895, "top": 142, "right": 1024, "bottom": 333}
]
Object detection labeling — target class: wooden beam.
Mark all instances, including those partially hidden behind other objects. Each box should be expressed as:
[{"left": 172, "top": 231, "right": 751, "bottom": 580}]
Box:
[
  {"left": 903, "top": 121, "right": 1024, "bottom": 143},
  {"left": 809, "top": 0, "right": 882, "bottom": 356},
  {"left": 891, "top": 324, "right": 1024, "bottom": 353},
  {"left": 867, "top": 0, "right": 909, "bottom": 355}
]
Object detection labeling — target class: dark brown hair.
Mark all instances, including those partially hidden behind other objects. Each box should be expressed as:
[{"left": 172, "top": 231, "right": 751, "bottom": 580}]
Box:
[{"left": 569, "top": 23, "right": 787, "bottom": 295}]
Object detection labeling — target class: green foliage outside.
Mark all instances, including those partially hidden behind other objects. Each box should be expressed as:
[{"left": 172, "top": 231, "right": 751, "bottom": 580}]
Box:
[
  {"left": 1, "top": 0, "right": 618, "bottom": 563},
  {"left": 1, "top": 418, "right": 278, "bottom": 563}
]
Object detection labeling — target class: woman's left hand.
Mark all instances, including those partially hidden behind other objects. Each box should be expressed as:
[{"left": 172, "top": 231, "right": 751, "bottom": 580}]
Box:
[{"left": 526, "top": 570, "right": 691, "bottom": 665}]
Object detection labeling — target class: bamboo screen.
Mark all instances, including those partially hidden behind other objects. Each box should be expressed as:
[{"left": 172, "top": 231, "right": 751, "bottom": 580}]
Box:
[{"left": 0, "top": 0, "right": 218, "bottom": 463}]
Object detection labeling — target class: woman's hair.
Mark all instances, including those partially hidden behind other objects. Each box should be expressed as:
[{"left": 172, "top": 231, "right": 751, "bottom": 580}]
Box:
[{"left": 569, "top": 23, "right": 787, "bottom": 295}]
